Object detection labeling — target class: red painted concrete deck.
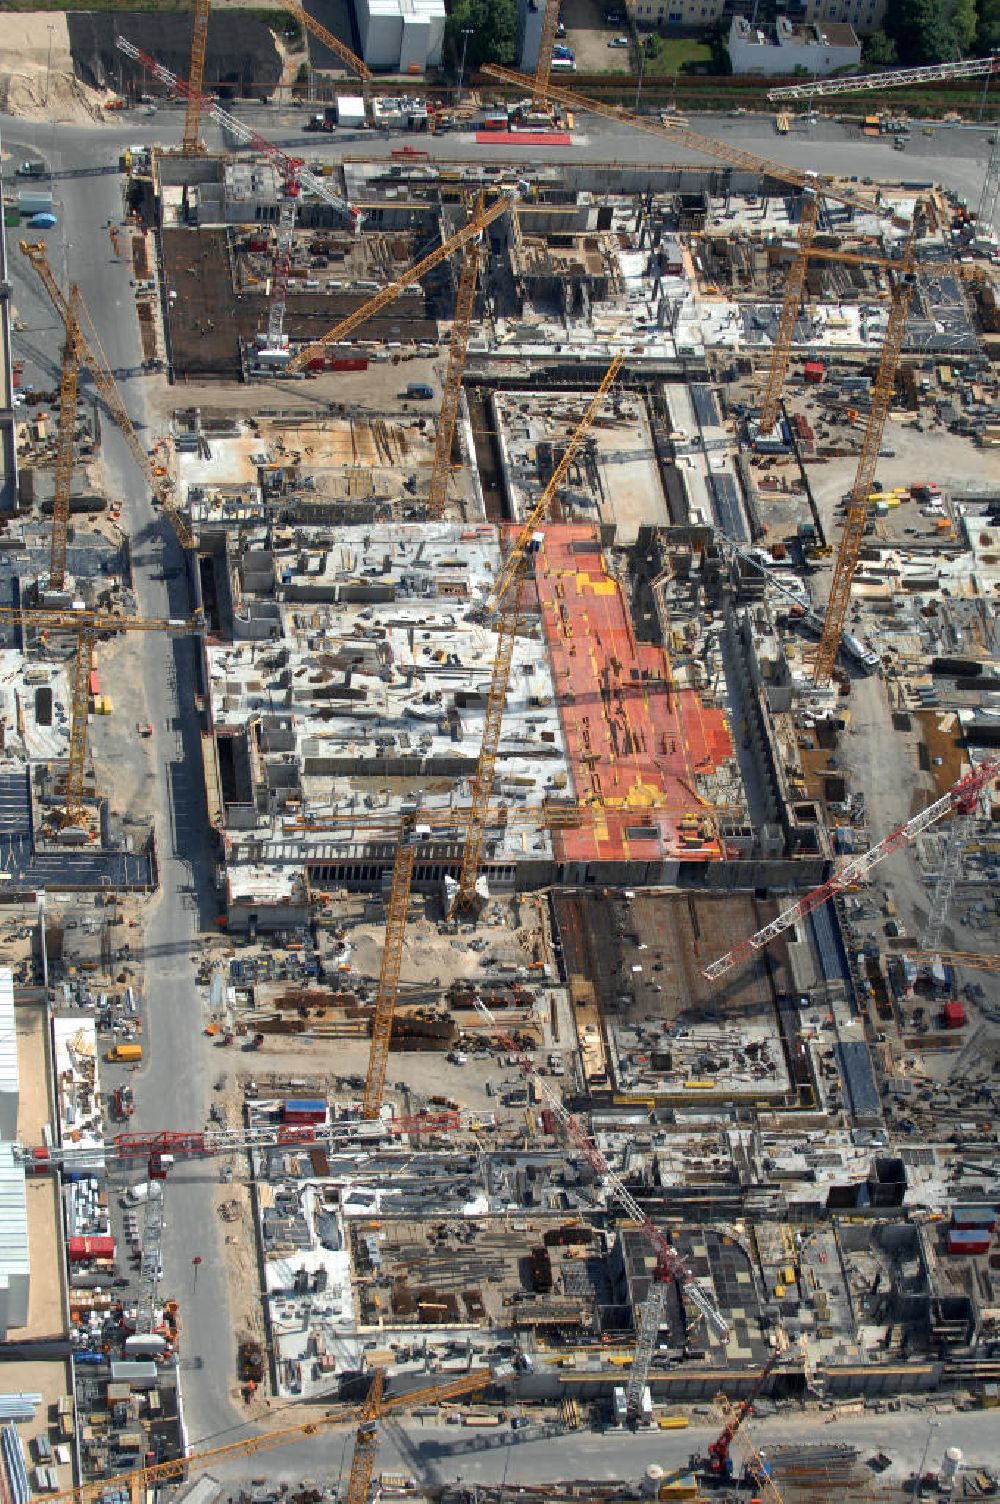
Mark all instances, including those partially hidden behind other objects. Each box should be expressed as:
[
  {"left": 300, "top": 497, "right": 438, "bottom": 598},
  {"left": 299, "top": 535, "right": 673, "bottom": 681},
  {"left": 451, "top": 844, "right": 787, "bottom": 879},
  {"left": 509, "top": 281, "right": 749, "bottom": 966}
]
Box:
[
  {"left": 529, "top": 525, "right": 732, "bottom": 864},
  {"left": 474, "top": 131, "right": 572, "bottom": 145}
]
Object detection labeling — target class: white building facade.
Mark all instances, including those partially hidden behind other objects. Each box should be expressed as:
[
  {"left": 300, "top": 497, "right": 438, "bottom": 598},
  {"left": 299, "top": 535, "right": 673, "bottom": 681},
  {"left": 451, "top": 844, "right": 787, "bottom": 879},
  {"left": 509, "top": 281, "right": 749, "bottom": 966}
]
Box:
[
  {"left": 729, "top": 15, "right": 861, "bottom": 75},
  {"left": 355, "top": 0, "right": 446, "bottom": 72}
]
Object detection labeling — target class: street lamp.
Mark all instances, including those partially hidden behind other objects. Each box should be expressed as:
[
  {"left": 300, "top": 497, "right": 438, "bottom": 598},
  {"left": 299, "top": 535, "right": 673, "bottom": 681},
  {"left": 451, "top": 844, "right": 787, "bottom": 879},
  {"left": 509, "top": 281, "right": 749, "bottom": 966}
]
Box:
[
  {"left": 44, "top": 23, "right": 56, "bottom": 108},
  {"left": 915, "top": 1419, "right": 939, "bottom": 1497},
  {"left": 634, "top": 43, "right": 646, "bottom": 115},
  {"left": 457, "top": 27, "right": 473, "bottom": 104}
]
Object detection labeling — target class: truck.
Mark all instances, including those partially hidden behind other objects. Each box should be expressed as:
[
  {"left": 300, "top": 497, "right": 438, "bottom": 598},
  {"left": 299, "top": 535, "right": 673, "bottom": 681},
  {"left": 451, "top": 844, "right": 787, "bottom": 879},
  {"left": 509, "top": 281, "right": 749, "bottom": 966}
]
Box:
[
  {"left": 403, "top": 382, "right": 433, "bottom": 400},
  {"left": 105, "top": 1042, "right": 142, "bottom": 1064},
  {"left": 16, "top": 160, "right": 46, "bottom": 178}
]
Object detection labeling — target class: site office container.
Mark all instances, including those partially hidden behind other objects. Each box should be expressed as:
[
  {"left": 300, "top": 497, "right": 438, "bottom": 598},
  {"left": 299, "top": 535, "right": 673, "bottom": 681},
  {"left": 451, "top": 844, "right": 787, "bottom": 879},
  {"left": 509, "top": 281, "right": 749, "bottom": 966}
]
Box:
[
  {"left": 953, "top": 1207, "right": 998, "bottom": 1231},
  {"left": 69, "top": 1235, "right": 116, "bottom": 1261},
  {"left": 281, "top": 1097, "right": 328, "bottom": 1125},
  {"left": 803, "top": 360, "right": 825, "bottom": 383},
  {"left": 947, "top": 1228, "right": 992, "bottom": 1255}
]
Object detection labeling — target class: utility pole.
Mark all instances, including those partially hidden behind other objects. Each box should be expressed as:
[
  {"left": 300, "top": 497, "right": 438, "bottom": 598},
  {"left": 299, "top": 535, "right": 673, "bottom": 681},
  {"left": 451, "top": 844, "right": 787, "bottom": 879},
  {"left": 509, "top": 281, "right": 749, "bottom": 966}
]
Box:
[
  {"left": 457, "top": 27, "right": 473, "bottom": 103},
  {"left": 634, "top": 44, "right": 646, "bottom": 115}
]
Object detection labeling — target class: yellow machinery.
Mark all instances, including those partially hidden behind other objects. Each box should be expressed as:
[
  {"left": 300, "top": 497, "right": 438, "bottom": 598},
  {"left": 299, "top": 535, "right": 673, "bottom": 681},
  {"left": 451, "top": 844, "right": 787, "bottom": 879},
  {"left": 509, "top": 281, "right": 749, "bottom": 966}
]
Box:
[
  {"left": 452, "top": 352, "right": 624, "bottom": 916},
  {"left": 284, "top": 191, "right": 516, "bottom": 374},
  {"left": 360, "top": 356, "right": 624, "bottom": 1117},
  {"left": 182, "top": 0, "right": 211, "bottom": 153},
  {"left": 427, "top": 194, "right": 485, "bottom": 519},
  {"left": 183, "top": 0, "right": 371, "bottom": 152},
  {"left": 49, "top": 285, "right": 82, "bottom": 593},
  {"left": 812, "top": 211, "right": 923, "bottom": 685},
  {"left": 345, "top": 1368, "right": 386, "bottom": 1504},
  {"left": 20, "top": 242, "right": 195, "bottom": 550},
  {"left": 40, "top": 1368, "right": 494, "bottom": 1504},
  {"left": 534, "top": 0, "right": 563, "bottom": 106},
  {"left": 0, "top": 607, "right": 204, "bottom": 827}
]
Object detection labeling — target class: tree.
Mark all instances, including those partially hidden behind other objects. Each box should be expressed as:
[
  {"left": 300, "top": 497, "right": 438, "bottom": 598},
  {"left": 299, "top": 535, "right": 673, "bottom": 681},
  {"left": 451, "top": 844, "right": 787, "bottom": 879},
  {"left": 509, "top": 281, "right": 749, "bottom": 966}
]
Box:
[
  {"left": 884, "top": 0, "right": 960, "bottom": 62},
  {"left": 976, "top": 0, "right": 1000, "bottom": 49},
  {"left": 951, "top": 0, "right": 978, "bottom": 51},
  {"left": 861, "top": 30, "right": 898, "bottom": 65},
  {"left": 444, "top": 0, "right": 518, "bottom": 72}
]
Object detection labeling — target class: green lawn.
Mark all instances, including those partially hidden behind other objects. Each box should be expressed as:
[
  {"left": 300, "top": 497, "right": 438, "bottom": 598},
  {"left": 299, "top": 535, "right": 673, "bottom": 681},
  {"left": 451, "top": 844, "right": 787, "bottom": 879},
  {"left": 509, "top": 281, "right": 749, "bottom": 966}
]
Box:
[{"left": 640, "top": 35, "right": 713, "bottom": 76}]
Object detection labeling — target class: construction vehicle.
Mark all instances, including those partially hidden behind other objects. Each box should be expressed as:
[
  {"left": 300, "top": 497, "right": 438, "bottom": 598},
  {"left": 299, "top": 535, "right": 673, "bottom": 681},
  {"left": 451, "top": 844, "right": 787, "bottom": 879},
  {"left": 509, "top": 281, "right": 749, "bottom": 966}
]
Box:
[
  {"left": 701, "top": 1343, "right": 785, "bottom": 1479},
  {"left": 20, "top": 241, "right": 195, "bottom": 549},
  {"left": 470, "top": 992, "right": 729, "bottom": 1423},
  {"left": 0, "top": 606, "right": 204, "bottom": 829},
  {"left": 115, "top": 35, "right": 355, "bottom": 357},
  {"left": 702, "top": 753, "right": 1000, "bottom": 981},
  {"left": 283, "top": 190, "right": 519, "bottom": 375},
  {"left": 767, "top": 52, "right": 1000, "bottom": 100}
]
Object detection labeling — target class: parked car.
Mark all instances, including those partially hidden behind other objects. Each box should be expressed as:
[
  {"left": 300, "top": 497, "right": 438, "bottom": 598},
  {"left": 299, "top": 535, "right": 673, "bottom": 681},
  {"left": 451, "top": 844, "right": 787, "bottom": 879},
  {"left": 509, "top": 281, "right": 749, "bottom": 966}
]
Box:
[{"left": 608, "top": 35, "right": 629, "bottom": 47}]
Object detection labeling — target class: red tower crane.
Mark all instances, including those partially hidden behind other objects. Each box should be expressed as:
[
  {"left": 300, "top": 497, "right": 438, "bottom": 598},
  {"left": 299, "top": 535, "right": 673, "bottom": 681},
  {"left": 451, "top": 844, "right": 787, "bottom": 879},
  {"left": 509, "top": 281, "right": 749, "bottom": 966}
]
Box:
[
  {"left": 703, "top": 754, "right": 1000, "bottom": 982},
  {"left": 115, "top": 34, "right": 356, "bottom": 354}
]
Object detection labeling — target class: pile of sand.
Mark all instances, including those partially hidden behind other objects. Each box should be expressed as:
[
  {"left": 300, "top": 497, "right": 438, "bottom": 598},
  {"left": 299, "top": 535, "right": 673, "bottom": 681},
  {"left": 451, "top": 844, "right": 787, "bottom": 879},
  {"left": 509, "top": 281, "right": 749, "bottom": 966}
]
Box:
[{"left": 0, "top": 15, "right": 109, "bottom": 124}]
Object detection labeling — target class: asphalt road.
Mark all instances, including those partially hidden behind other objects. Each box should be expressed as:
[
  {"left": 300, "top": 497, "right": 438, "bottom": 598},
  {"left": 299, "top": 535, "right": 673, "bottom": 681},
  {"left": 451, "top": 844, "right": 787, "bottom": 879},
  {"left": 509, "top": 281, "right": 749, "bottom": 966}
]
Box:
[
  {"left": 5, "top": 114, "right": 239, "bottom": 1447},
  {"left": 2, "top": 97, "right": 999, "bottom": 1477}
]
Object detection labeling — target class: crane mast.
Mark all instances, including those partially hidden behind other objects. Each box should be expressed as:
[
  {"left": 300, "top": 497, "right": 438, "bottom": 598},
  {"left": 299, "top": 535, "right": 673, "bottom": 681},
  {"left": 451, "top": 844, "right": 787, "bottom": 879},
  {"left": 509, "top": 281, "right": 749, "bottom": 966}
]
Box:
[
  {"left": 115, "top": 35, "right": 355, "bottom": 354},
  {"left": 452, "top": 353, "right": 624, "bottom": 916},
  {"left": 768, "top": 53, "right": 999, "bottom": 99},
  {"left": 533, "top": 0, "right": 563, "bottom": 105},
  {"left": 756, "top": 187, "right": 819, "bottom": 435},
  {"left": 812, "top": 210, "right": 922, "bottom": 685},
  {"left": 345, "top": 1369, "right": 386, "bottom": 1504},
  {"left": 50, "top": 285, "right": 82, "bottom": 592},
  {"left": 427, "top": 196, "right": 484, "bottom": 518},
  {"left": 702, "top": 753, "right": 1000, "bottom": 981},
  {"left": 0, "top": 608, "right": 203, "bottom": 826},
  {"left": 285, "top": 191, "right": 516, "bottom": 373},
  {"left": 21, "top": 242, "right": 195, "bottom": 549},
  {"left": 181, "top": 0, "right": 212, "bottom": 154}
]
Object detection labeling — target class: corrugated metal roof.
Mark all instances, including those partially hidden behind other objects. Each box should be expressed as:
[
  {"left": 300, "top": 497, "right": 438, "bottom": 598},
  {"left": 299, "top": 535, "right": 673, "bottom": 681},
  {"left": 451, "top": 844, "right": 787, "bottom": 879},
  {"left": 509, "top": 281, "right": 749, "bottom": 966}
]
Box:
[
  {"left": 0, "top": 968, "right": 17, "bottom": 1100},
  {"left": 0, "top": 1143, "right": 29, "bottom": 1278}
]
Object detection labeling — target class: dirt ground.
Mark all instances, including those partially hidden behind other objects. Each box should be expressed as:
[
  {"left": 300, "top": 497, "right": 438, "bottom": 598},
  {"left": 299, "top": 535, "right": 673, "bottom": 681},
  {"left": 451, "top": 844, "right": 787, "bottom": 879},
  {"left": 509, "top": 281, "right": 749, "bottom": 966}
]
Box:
[
  {"left": 0, "top": 16, "right": 109, "bottom": 122},
  {"left": 15, "top": 996, "right": 53, "bottom": 1143}
]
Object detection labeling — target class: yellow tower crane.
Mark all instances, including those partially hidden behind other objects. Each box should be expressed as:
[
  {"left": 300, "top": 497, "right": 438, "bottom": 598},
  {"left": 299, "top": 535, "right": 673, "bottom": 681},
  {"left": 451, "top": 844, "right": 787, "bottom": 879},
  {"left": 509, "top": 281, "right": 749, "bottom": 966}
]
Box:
[
  {"left": 183, "top": 0, "right": 371, "bottom": 152},
  {"left": 0, "top": 607, "right": 204, "bottom": 827},
  {"left": 360, "top": 357, "right": 623, "bottom": 1117},
  {"left": 427, "top": 193, "right": 485, "bottom": 519},
  {"left": 38, "top": 1368, "right": 496, "bottom": 1504},
  {"left": 181, "top": 0, "right": 211, "bottom": 154},
  {"left": 284, "top": 190, "right": 517, "bottom": 375},
  {"left": 533, "top": 0, "right": 564, "bottom": 107},
  {"left": 452, "top": 352, "right": 624, "bottom": 916},
  {"left": 49, "top": 285, "right": 82, "bottom": 594},
  {"left": 20, "top": 242, "right": 195, "bottom": 550},
  {"left": 812, "top": 210, "right": 924, "bottom": 686}
]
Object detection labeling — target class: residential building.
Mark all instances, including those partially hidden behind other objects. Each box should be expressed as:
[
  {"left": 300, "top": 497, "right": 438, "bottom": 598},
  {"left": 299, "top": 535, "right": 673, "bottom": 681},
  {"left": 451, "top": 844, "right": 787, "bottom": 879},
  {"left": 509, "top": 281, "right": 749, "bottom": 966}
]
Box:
[
  {"left": 785, "top": 0, "right": 887, "bottom": 37},
  {"left": 728, "top": 14, "right": 861, "bottom": 75},
  {"left": 627, "top": 0, "right": 725, "bottom": 28},
  {"left": 354, "top": 0, "right": 445, "bottom": 72}
]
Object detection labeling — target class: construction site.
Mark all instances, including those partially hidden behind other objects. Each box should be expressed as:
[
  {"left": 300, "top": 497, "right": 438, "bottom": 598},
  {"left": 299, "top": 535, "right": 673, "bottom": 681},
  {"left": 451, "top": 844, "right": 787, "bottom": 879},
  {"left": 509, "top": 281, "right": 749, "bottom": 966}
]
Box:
[{"left": 1, "top": 9, "right": 1000, "bottom": 1504}]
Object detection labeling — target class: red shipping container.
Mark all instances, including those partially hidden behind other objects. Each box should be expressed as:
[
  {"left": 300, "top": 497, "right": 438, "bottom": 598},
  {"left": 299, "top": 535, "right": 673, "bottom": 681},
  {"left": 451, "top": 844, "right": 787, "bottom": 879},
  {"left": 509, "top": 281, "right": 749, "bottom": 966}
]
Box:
[
  {"left": 307, "top": 357, "right": 326, "bottom": 371},
  {"left": 803, "top": 360, "right": 825, "bottom": 384},
  {"left": 247, "top": 237, "right": 269, "bottom": 253},
  {"left": 943, "top": 1000, "right": 966, "bottom": 1029},
  {"left": 69, "top": 1235, "right": 115, "bottom": 1261},
  {"left": 330, "top": 357, "right": 368, "bottom": 372},
  {"left": 540, "top": 1109, "right": 555, "bottom": 1135},
  {"left": 947, "top": 1230, "right": 990, "bottom": 1255},
  {"left": 88, "top": 670, "right": 101, "bottom": 697}
]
